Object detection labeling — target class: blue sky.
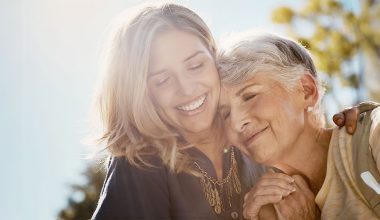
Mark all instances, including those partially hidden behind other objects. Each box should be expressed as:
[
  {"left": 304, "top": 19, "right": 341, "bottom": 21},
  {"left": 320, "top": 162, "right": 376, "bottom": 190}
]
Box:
[{"left": 0, "top": 0, "right": 359, "bottom": 219}]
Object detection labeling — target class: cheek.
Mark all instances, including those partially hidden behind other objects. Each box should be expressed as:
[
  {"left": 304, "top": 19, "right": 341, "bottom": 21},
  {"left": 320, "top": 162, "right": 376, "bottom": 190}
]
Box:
[
  {"left": 149, "top": 88, "right": 173, "bottom": 113},
  {"left": 204, "top": 65, "right": 221, "bottom": 90},
  {"left": 270, "top": 99, "right": 305, "bottom": 145}
]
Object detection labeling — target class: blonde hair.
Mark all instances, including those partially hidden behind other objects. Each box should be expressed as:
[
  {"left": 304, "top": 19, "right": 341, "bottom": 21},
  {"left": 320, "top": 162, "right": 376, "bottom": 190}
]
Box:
[
  {"left": 95, "top": 3, "right": 216, "bottom": 173},
  {"left": 218, "top": 31, "right": 325, "bottom": 124}
]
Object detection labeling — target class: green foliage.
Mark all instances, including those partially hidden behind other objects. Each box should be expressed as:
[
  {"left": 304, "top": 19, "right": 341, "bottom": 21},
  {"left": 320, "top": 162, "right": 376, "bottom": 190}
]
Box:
[
  {"left": 272, "top": 0, "right": 380, "bottom": 100},
  {"left": 57, "top": 164, "right": 106, "bottom": 220},
  {"left": 272, "top": 6, "right": 295, "bottom": 23}
]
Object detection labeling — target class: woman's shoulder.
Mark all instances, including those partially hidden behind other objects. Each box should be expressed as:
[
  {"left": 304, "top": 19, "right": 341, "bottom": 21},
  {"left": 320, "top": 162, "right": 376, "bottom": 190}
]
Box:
[
  {"left": 369, "top": 106, "right": 380, "bottom": 165},
  {"left": 109, "top": 154, "right": 168, "bottom": 179},
  {"left": 92, "top": 155, "right": 171, "bottom": 220},
  {"left": 370, "top": 105, "right": 380, "bottom": 131}
]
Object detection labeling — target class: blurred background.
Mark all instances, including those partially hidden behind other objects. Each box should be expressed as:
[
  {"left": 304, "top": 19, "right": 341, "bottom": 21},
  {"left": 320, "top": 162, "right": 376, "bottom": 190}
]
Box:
[{"left": 0, "top": 0, "right": 379, "bottom": 219}]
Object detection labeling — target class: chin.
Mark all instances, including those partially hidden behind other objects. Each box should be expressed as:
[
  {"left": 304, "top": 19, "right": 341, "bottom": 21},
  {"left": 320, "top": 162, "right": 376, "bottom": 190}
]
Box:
[
  {"left": 185, "top": 120, "right": 212, "bottom": 133},
  {"left": 247, "top": 146, "right": 272, "bottom": 164}
]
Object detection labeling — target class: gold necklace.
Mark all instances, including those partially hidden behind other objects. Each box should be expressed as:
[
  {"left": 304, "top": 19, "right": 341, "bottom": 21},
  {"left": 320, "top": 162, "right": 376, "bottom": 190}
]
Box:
[{"left": 194, "top": 148, "right": 241, "bottom": 214}]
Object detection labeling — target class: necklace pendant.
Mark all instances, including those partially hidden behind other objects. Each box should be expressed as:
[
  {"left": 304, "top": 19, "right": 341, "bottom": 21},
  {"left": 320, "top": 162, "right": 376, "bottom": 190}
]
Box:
[{"left": 194, "top": 148, "right": 241, "bottom": 215}]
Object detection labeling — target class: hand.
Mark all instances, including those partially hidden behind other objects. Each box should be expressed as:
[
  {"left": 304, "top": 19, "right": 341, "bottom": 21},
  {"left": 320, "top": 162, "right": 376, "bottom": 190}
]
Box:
[
  {"left": 333, "top": 102, "right": 379, "bottom": 134},
  {"left": 274, "top": 175, "right": 320, "bottom": 220},
  {"left": 243, "top": 170, "right": 295, "bottom": 220}
]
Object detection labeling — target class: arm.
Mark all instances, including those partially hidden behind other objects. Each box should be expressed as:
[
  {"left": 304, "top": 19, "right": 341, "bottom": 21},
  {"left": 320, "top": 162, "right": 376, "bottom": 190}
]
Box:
[{"left": 92, "top": 156, "right": 171, "bottom": 220}]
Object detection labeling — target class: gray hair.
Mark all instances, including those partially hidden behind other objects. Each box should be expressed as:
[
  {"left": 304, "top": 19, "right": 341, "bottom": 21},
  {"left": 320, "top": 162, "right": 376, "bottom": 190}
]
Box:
[{"left": 218, "top": 32, "right": 325, "bottom": 122}]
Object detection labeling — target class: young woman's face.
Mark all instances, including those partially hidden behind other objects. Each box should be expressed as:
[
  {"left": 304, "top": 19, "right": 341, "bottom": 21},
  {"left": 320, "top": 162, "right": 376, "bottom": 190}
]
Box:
[
  {"left": 219, "top": 73, "right": 305, "bottom": 164},
  {"left": 147, "top": 29, "right": 220, "bottom": 135}
]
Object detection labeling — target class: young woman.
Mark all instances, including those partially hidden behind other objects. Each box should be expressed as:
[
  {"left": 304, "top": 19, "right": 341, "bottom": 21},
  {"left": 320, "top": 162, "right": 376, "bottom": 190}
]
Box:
[
  {"left": 218, "top": 32, "right": 380, "bottom": 219},
  {"left": 91, "top": 3, "right": 362, "bottom": 220}
]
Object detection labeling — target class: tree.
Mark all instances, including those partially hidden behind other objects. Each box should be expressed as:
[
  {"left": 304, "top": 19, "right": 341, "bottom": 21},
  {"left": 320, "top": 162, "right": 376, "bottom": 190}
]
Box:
[
  {"left": 57, "top": 163, "right": 106, "bottom": 220},
  {"left": 272, "top": 0, "right": 380, "bottom": 104}
]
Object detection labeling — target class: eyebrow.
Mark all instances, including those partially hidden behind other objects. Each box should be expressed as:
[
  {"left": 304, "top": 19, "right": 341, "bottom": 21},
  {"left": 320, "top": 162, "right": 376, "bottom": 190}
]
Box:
[
  {"left": 148, "top": 51, "right": 205, "bottom": 77},
  {"left": 148, "top": 69, "right": 167, "bottom": 78},
  {"left": 235, "top": 83, "right": 257, "bottom": 96},
  {"left": 183, "top": 51, "right": 205, "bottom": 62}
]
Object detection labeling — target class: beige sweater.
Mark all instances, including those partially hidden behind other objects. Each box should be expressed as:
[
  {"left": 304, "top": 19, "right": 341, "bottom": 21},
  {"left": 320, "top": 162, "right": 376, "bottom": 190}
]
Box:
[{"left": 315, "top": 107, "right": 380, "bottom": 219}]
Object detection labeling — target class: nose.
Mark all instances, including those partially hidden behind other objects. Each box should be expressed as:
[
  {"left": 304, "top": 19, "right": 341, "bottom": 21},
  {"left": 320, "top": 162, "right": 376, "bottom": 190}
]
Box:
[
  {"left": 230, "top": 106, "right": 251, "bottom": 133},
  {"left": 175, "top": 74, "right": 196, "bottom": 96}
]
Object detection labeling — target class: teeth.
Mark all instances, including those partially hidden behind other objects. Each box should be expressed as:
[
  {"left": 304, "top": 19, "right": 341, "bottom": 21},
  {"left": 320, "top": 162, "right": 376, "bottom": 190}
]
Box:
[{"left": 177, "top": 95, "right": 207, "bottom": 111}]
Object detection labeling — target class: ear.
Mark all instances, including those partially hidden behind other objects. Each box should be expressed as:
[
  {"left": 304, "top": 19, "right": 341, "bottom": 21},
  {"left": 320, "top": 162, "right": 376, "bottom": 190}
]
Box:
[{"left": 300, "top": 73, "right": 319, "bottom": 109}]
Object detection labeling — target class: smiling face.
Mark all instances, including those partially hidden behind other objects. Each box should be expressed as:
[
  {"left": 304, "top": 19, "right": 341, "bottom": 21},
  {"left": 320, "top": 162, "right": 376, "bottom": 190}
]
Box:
[
  {"left": 220, "top": 73, "right": 306, "bottom": 164},
  {"left": 147, "top": 29, "right": 220, "bottom": 136}
]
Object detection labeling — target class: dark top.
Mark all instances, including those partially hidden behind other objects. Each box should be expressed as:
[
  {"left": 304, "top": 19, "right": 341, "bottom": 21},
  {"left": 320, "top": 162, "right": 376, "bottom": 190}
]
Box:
[{"left": 92, "top": 147, "right": 266, "bottom": 220}]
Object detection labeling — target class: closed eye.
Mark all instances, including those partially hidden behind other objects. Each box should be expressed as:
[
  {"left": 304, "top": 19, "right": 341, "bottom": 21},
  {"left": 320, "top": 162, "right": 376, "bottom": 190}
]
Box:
[
  {"left": 243, "top": 93, "right": 256, "bottom": 102},
  {"left": 155, "top": 76, "right": 169, "bottom": 86},
  {"left": 189, "top": 63, "right": 204, "bottom": 71}
]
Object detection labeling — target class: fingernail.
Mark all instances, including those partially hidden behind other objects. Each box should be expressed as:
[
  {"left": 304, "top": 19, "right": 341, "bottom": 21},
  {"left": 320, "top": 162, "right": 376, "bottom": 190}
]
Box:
[{"left": 348, "top": 126, "right": 353, "bottom": 133}]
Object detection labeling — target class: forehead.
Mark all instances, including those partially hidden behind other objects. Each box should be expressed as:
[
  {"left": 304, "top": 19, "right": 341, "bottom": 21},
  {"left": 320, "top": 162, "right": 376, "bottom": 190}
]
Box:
[
  {"left": 149, "top": 29, "right": 210, "bottom": 67},
  {"left": 220, "top": 73, "right": 278, "bottom": 103}
]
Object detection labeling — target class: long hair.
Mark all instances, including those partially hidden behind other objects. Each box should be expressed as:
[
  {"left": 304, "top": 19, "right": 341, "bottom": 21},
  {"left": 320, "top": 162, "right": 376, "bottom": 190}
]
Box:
[{"left": 94, "top": 2, "right": 216, "bottom": 173}]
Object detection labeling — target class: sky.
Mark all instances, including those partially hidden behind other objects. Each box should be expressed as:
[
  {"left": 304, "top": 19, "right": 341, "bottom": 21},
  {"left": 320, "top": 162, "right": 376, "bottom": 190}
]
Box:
[{"left": 0, "top": 0, "right": 358, "bottom": 219}]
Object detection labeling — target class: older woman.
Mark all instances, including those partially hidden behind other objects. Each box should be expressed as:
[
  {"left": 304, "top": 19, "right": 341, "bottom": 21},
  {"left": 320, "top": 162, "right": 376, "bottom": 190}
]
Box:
[
  {"left": 91, "top": 2, "right": 365, "bottom": 220},
  {"left": 218, "top": 32, "right": 380, "bottom": 219}
]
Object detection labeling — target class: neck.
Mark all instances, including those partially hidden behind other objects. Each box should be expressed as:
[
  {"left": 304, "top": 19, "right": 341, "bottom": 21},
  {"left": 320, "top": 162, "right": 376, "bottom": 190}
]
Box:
[
  {"left": 183, "top": 116, "right": 227, "bottom": 153},
  {"left": 273, "top": 125, "right": 332, "bottom": 194},
  {"left": 182, "top": 117, "right": 227, "bottom": 180}
]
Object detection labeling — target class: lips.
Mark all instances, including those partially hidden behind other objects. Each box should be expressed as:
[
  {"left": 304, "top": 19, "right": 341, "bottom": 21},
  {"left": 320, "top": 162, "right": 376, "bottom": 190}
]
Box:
[
  {"left": 243, "top": 126, "right": 268, "bottom": 146},
  {"left": 176, "top": 94, "right": 207, "bottom": 112}
]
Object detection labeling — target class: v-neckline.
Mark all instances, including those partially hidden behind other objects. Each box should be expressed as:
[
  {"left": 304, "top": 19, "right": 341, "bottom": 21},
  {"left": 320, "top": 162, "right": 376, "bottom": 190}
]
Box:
[{"left": 186, "top": 146, "right": 233, "bottom": 181}]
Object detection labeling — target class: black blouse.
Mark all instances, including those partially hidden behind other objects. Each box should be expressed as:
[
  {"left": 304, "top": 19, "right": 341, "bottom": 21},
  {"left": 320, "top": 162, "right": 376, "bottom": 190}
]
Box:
[{"left": 92, "top": 147, "right": 266, "bottom": 220}]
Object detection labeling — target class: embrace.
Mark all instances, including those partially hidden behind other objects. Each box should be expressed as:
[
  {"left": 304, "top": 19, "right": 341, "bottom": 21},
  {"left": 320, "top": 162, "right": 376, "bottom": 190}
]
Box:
[{"left": 91, "top": 2, "right": 380, "bottom": 220}]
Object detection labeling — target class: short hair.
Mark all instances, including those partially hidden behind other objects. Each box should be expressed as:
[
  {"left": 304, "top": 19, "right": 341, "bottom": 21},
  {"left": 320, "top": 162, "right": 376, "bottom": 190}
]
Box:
[
  {"left": 218, "top": 32, "right": 325, "bottom": 122},
  {"left": 94, "top": 2, "right": 216, "bottom": 173}
]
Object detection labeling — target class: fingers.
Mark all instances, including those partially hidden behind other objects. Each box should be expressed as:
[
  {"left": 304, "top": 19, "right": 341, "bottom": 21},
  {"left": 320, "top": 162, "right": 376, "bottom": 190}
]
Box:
[
  {"left": 333, "top": 107, "right": 359, "bottom": 134},
  {"left": 244, "top": 185, "right": 293, "bottom": 206},
  {"left": 343, "top": 107, "right": 359, "bottom": 134},
  {"left": 274, "top": 177, "right": 318, "bottom": 220},
  {"left": 291, "top": 175, "right": 315, "bottom": 200},
  {"left": 275, "top": 194, "right": 298, "bottom": 218},
  {"left": 243, "top": 171, "right": 296, "bottom": 220},
  {"left": 255, "top": 177, "right": 296, "bottom": 192},
  {"left": 255, "top": 185, "right": 294, "bottom": 197},
  {"left": 244, "top": 182, "right": 295, "bottom": 206},
  {"left": 332, "top": 112, "right": 345, "bottom": 127},
  {"left": 244, "top": 194, "right": 283, "bottom": 220},
  {"left": 339, "top": 102, "right": 380, "bottom": 134},
  {"left": 291, "top": 175, "right": 309, "bottom": 191},
  {"left": 261, "top": 170, "right": 295, "bottom": 184}
]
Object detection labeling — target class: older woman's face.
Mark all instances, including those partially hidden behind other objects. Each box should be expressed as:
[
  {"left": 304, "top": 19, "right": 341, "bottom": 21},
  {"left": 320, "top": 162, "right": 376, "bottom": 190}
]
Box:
[
  {"left": 147, "top": 29, "right": 220, "bottom": 134},
  {"left": 220, "top": 73, "right": 305, "bottom": 164}
]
